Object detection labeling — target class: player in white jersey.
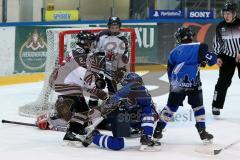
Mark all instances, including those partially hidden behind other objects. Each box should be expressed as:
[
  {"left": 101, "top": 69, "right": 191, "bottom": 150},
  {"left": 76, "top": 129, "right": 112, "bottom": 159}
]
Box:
[
  {"left": 89, "top": 17, "right": 129, "bottom": 109},
  {"left": 97, "top": 17, "right": 129, "bottom": 93},
  {"left": 37, "top": 31, "right": 108, "bottom": 143}
]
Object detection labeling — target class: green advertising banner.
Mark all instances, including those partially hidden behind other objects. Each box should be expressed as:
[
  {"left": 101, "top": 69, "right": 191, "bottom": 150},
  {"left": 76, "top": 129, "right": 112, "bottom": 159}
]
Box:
[
  {"left": 15, "top": 27, "right": 48, "bottom": 73},
  {"left": 125, "top": 24, "right": 159, "bottom": 64}
]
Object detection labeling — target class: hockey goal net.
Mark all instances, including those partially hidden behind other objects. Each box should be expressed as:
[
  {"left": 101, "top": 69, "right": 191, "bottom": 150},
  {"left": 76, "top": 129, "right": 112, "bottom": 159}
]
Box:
[{"left": 18, "top": 27, "right": 136, "bottom": 117}]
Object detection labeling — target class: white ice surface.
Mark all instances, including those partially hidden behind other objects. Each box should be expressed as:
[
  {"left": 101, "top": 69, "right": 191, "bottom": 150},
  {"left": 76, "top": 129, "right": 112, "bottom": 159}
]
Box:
[{"left": 0, "top": 70, "right": 240, "bottom": 160}]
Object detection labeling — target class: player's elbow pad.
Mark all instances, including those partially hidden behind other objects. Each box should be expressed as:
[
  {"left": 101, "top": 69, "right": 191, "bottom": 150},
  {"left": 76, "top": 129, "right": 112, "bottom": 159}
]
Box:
[{"left": 207, "top": 52, "right": 217, "bottom": 66}]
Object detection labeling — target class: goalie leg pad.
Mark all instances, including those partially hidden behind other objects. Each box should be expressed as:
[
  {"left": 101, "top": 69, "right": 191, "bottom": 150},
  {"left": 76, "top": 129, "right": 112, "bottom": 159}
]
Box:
[
  {"left": 56, "top": 95, "right": 90, "bottom": 121},
  {"left": 55, "top": 96, "right": 74, "bottom": 121}
]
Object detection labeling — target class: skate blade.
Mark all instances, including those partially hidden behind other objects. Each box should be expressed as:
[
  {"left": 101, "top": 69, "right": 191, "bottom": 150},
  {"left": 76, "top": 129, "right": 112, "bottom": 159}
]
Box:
[
  {"left": 213, "top": 115, "right": 220, "bottom": 120},
  {"left": 139, "top": 145, "right": 161, "bottom": 152},
  {"left": 153, "top": 138, "right": 161, "bottom": 142},
  {"left": 63, "top": 140, "right": 82, "bottom": 147},
  {"left": 202, "top": 139, "right": 213, "bottom": 145}
]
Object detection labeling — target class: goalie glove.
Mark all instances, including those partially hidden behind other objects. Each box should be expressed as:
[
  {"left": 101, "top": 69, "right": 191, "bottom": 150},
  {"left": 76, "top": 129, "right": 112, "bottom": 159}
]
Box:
[
  {"left": 114, "top": 68, "right": 126, "bottom": 84},
  {"left": 36, "top": 113, "right": 50, "bottom": 130},
  {"left": 89, "top": 86, "right": 108, "bottom": 100},
  {"left": 36, "top": 112, "right": 67, "bottom": 132}
]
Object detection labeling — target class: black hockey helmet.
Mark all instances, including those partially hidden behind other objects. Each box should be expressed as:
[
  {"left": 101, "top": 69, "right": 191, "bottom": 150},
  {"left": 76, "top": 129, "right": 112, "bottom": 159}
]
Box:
[
  {"left": 107, "top": 16, "right": 122, "bottom": 28},
  {"left": 174, "top": 26, "right": 195, "bottom": 44},
  {"left": 76, "top": 31, "right": 96, "bottom": 47},
  {"left": 121, "top": 72, "right": 143, "bottom": 86},
  {"left": 222, "top": 1, "right": 237, "bottom": 12}
]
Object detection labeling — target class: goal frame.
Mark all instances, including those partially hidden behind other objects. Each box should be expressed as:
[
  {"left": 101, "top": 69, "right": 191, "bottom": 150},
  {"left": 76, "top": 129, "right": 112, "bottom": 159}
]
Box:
[
  {"left": 18, "top": 27, "right": 137, "bottom": 117},
  {"left": 58, "top": 28, "right": 136, "bottom": 71}
]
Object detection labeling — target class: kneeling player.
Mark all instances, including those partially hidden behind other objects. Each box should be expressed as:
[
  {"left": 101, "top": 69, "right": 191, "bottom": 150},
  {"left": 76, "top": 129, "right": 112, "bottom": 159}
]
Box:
[{"left": 83, "top": 73, "right": 160, "bottom": 151}]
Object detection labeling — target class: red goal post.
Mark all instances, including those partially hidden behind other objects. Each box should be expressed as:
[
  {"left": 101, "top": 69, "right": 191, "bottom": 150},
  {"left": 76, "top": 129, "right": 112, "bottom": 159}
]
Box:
[{"left": 58, "top": 28, "right": 136, "bottom": 71}]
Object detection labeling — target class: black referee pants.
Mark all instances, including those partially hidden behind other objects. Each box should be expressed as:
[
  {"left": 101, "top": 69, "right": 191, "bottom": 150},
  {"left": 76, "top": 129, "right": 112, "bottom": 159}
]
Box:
[{"left": 212, "top": 55, "right": 240, "bottom": 109}]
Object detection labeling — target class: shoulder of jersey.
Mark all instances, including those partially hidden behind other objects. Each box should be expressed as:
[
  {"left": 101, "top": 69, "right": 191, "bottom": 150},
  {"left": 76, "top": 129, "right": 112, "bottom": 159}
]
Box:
[
  {"left": 99, "top": 30, "right": 111, "bottom": 37},
  {"left": 217, "top": 21, "right": 227, "bottom": 27},
  {"left": 75, "top": 47, "right": 86, "bottom": 54}
]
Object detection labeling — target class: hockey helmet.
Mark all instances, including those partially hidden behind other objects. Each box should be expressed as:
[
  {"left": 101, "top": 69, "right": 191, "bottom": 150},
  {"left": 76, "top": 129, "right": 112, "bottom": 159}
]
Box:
[
  {"left": 107, "top": 16, "right": 122, "bottom": 28},
  {"left": 222, "top": 1, "right": 237, "bottom": 12},
  {"left": 174, "top": 26, "right": 195, "bottom": 44},
  {"left": 76, "top": 31, "right": 96, "bottom": 48},
  {"left": 121, "top": 72, "right": 143, "bottom": 86}
]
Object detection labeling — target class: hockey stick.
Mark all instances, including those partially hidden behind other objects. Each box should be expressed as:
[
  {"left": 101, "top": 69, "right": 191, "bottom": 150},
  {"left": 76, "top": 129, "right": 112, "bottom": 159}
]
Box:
[
  {"left": 213, "top": 139, "right": 240, "bottom": 155},
  {"left": 1, "top": 119, "right": 37, "bottom": 127},
  {"left": 79, "top": 98, "right": 127, "bottom": 143}
]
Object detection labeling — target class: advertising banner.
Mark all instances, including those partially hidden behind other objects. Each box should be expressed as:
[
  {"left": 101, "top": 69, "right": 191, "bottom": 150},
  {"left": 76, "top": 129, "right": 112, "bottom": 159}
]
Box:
[
  {"left": 187, "top": 10, "right": 214, "bottom": 19},
  {"left": 13, "top": 22, "right": 218, "bottom": 73},
  {"left": 15, "top": 27, "right": 48, "bottom": 73},
  {"left": 45, "top": 10, "right": 79, "bottom": 21},
  {"left": 127, "top": 24, "right": 159, "bottom": 64},
  {"left": 149, "top": 9, "right": 184, "bottom": 19}
]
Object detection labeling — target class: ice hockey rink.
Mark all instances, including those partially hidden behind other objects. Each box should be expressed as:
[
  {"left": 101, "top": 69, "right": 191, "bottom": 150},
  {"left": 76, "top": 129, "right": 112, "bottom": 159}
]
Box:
[{"left": 0, "top": 70, "right": 240, "bottom": 160}]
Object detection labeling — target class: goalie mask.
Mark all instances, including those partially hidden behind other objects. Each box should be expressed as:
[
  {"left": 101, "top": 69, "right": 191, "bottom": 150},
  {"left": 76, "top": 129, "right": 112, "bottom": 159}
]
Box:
[
  {"left": 174, "top": 26, "right": 195, "bottom": 44},
  {"left": 121, "top": 72, "right": 143, "bottom": 86},
  {"left": 76, "top": 31, "right": 96, "bottom": 50}
]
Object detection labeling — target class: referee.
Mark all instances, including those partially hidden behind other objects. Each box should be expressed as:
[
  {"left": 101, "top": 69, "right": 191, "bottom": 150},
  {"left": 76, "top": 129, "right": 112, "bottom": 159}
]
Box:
[{"left": 212, "top": 1, "right": 240, "bottom": 117}]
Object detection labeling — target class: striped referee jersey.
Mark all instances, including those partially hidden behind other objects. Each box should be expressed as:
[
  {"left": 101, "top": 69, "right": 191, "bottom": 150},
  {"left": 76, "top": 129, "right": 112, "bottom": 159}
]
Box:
[{"left": 213, "top": 17, "right": 240, "bottom": 58}]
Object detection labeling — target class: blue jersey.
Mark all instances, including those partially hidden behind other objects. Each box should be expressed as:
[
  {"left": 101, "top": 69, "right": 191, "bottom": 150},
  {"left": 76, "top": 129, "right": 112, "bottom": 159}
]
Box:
[
  {"left": 120, "top": 85, "right": 157, "bottom": 136},
  {"left": 92, "top": 83, "right": 157, "bottom": 150},
  {"left": 168, "top": 43, "right": 216, "bottom": 92}
]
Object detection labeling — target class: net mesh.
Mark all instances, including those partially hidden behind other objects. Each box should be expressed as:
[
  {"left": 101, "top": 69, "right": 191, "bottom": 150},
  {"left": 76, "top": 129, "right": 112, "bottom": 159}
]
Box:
[{"left": 18, "top": 27, "right": 136, "bottom": 117}]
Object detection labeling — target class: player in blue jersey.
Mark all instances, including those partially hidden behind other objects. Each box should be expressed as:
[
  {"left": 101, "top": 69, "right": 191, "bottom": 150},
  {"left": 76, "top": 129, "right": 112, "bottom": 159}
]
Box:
[
  {"left": 153, "top": 26, "right": 217, "bottom": 144},
  {"left": 83, "top": 72, "right": 160, "bottom": 151}
]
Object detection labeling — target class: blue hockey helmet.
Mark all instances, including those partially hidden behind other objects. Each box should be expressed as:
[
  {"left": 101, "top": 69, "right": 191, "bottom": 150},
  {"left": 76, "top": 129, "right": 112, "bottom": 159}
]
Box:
[
  {"left": 174, "top": 26, "right": 195, "bottom": 44},
  {"left": 121, "top": 72, "right": 143, "bottom": 86}
]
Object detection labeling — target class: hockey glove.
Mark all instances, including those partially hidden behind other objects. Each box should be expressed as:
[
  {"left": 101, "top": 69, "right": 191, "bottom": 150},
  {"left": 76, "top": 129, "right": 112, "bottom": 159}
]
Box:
[
  {"left": 115, "top": 68, "right": 126, "bottom": 84},
  {"left": 90, "top": 87, "right": 108, "bottom": 100},
  {"left": 36, "top": 114, "right": 50, "bottom": 130},
  {"left": 115, "top": 81, "right": 139, "bottom": 100},
  {"left": 95, "top": 76, "right": 106, "bottom": 89},
  {"left": 104, "top": 81, "right": 139, "bottom": 108}
]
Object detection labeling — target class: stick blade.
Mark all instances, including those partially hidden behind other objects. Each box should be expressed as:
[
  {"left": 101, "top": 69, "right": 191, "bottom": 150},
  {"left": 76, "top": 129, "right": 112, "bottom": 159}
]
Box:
[
  {"left": 214, "top": 149, "right": 222, "bottom": 155},
  {"left": 195, "top": 143, "right": 220, "bottom": 155}
]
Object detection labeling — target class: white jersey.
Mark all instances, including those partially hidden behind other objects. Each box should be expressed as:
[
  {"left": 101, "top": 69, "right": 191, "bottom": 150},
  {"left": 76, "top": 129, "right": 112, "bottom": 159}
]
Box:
[
  {"left": 96, "top": 31, "right": 129, "bottom": 79},
  {"left": 52, "top": 47, "right": 95, "bottom": 95}
]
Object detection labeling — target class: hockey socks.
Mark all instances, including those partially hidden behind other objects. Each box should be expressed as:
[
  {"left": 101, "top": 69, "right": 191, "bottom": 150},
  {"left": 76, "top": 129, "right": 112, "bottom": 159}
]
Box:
[
  {"left": 192, "top": 105, "right": 206, "bottom": 128},
  {"left": 93, "top": 134, "right": 124, "bottom": 150},
  {"left": 158, "top": 105, "right": 179, "bottom": 128}
]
